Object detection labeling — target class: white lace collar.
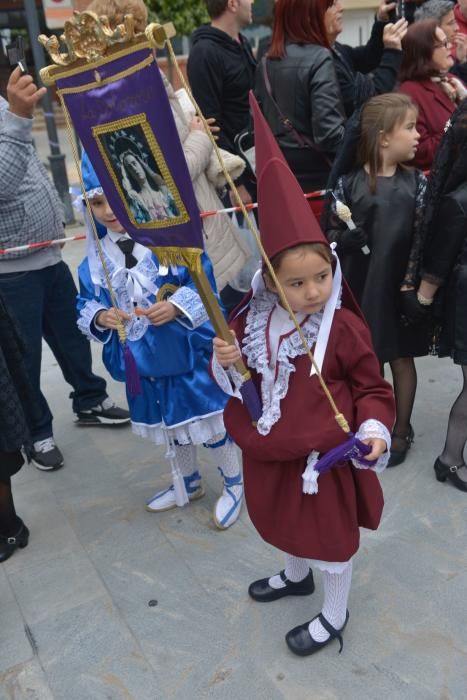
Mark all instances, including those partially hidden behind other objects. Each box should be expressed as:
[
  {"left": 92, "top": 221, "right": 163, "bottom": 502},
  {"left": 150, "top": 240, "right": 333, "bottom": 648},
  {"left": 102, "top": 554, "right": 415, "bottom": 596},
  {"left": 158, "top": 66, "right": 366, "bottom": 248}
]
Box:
[{"left": 243, "top": 290, "right": 323, "bottom": 435}]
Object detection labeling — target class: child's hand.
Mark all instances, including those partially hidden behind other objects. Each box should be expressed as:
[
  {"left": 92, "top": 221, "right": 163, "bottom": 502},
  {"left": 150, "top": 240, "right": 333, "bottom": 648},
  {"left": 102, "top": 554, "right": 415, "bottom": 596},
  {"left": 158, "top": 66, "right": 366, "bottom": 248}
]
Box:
[
  {"left": 361, "top": 438, "right": 387, "bottom": 462},
  {"left": 95, "top": 308, "right": 131, "bottom": 330},
  {"left": 145, "top": 301, "right": 179, "bottom": 325},
  {"left": 213, "top": 334, "right": 241, "bottom": 368}
]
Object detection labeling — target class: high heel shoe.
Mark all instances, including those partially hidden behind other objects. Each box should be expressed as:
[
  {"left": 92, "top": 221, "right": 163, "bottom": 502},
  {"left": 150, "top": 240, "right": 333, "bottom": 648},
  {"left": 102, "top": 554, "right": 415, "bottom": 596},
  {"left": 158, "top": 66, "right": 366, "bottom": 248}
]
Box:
[
  {"left": 387, "top": 425, "right": 414, "bottom": 467},
  {"left": 434, "top": 458, "right": 467, "bottom": 492},
  {"left": 0, "top": 520, "right": 29, "bottom": 563}
]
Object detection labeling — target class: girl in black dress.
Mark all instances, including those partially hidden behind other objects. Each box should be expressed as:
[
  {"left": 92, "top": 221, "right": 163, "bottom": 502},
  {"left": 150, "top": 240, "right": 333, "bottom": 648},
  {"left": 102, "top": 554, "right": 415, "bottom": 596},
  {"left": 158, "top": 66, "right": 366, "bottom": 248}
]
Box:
[
  {"left": 415, "top": 101, "right": 467, "bottom": 492},
  {"left": 326, "top": 93, "right": 429, "bottom": 466},
  {"left": 0, "top": 293, "right": 37, "bottom": 561}
]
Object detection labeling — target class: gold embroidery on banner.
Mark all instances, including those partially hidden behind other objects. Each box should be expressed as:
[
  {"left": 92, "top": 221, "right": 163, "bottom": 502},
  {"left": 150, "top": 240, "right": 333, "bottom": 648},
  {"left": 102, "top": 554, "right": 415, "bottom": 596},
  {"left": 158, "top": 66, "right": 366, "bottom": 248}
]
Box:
[
  {"left": 40, "top": 36, "right": 151, "bottom": 86},
  {"left": 156, "top": 283, "right": 179, "bottom": 302},
  {"left": 57, "top": 54, "right": 154, "bottom": 95},
  {"left": 92, "top": 113, "right": 190, "bottom": 230}
]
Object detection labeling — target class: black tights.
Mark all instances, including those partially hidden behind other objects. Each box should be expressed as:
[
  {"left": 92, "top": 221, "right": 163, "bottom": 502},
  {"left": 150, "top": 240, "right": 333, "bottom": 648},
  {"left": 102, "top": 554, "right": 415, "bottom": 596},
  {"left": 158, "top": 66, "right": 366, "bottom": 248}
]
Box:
[
  {"left": 382, "top": 357, "right": 417, "bottom": 438},
  {"left": 440, "top": 365, "right": 467, "bottom": 466},
  {"left": 0, "top": 478, "right": 20, "bottom": 537}
]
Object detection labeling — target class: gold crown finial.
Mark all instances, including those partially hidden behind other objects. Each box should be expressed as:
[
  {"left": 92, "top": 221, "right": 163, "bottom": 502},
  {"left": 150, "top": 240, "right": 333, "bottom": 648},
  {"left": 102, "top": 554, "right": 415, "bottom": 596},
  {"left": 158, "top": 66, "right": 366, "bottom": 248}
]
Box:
[{"left": 38, "top": 11, "right": 137, "bottom": 68}]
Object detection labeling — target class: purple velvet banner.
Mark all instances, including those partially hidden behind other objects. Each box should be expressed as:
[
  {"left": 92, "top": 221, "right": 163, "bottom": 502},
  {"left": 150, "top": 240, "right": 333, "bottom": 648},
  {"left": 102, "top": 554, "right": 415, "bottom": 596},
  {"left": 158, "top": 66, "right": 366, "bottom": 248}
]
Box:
[{"left": 57, "top": 45, "right": 204, "bottom": 250}]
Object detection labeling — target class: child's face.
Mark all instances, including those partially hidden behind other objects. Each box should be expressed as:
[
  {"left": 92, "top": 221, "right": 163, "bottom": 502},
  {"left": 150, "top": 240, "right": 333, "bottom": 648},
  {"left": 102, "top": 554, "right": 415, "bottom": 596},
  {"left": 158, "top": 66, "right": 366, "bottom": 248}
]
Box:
[
  {"left": 89, "top": 194, "right": 125, "bottom": 234},
  {"left": 383, "top": 109, "right": 420, "bottom": 164},
  {"left": 266, "top": 248, "right": 333, "bottom": 315}
]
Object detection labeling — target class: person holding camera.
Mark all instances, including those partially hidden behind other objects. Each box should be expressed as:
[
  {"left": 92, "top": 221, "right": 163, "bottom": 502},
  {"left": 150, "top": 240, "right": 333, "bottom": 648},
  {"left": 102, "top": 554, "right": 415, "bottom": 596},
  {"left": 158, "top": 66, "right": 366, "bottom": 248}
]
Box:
[{"left": 0, "top": 68, "right": 130, "bottom": 472}]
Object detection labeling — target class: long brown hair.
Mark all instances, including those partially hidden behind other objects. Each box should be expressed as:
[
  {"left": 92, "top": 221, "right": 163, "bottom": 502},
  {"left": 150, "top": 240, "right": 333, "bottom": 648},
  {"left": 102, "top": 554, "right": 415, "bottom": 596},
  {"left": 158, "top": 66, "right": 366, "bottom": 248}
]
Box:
[
  {"left": 357, "top": 93, "right": 418, "bottom": 193},
  {"left": 268, "top": 0, "right": 332, "bottom": 58},
  {"left": 399, "top": 19, "right": 441, "bottom": 82}
]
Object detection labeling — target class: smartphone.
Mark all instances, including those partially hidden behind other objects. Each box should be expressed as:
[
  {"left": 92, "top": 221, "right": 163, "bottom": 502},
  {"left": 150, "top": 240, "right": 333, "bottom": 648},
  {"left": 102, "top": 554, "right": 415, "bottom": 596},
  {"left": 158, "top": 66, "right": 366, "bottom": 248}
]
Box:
[
  {"left": 387, "top": 0, "right": 405, "bottom": 23},
  {"left": 7, "top": 36, "right": 28, "bottom": 74}
]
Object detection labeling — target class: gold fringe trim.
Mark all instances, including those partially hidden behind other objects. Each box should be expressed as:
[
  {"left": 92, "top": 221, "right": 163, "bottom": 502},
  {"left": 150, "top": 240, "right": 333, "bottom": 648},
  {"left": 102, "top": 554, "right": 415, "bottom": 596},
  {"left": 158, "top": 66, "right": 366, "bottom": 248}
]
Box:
[{"left": 148, "top": 246, "right": 203, "bottom": 272}]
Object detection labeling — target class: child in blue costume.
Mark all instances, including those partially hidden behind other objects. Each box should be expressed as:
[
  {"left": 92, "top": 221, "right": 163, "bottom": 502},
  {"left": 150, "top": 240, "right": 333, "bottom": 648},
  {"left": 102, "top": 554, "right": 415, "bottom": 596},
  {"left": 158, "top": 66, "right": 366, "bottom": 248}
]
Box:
[{"left": 76, "top": 154, "right": 243, "bottom": 529}]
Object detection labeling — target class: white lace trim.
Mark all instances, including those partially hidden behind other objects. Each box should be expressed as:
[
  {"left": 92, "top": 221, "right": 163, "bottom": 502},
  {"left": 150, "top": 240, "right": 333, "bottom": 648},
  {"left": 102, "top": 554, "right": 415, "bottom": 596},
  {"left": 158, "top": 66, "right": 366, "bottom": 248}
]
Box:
[
  {"left": 77, "top": 299, "right": 111, "bottom": 344},
  {"left": 211, "top": 353, "right": 244, "bottom": 400},
  {"left": 93, "top": 244, "right": 161, "bottom": 341},
  {"left": 170, "top": 286, "right": 209, "bottom": 329},
  {"left": 309, "top": 558, "right": 352, "bottom": 574},
  {"left": 243, "top": 290, "right": 322, "bottom": 436},
  {"left": 131, "top": 411, "right": 225, "bottom": 446},
  {"left": 352, "top": 419, "right": 391, "bottom": 473}
]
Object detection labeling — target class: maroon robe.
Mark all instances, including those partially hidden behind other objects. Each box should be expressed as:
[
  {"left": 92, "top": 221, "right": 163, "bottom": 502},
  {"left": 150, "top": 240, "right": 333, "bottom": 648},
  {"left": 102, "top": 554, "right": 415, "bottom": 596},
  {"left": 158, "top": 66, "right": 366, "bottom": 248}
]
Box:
[{"left": 224, "top": 307, "right": 395, "bottom": 561}]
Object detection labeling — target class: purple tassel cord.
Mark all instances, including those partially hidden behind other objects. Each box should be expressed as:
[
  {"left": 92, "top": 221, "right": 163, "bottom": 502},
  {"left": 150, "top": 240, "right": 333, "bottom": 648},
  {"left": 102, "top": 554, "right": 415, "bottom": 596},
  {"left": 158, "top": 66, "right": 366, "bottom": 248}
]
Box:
[
  {"left": 239, "top": 378, "right": 263, "bottom": 422},
  {"left": 123, "top": 343, "right": 142, "bottom": 397},
  {"left": 314, "top": 433, "right": 376, "bottom": 474}
]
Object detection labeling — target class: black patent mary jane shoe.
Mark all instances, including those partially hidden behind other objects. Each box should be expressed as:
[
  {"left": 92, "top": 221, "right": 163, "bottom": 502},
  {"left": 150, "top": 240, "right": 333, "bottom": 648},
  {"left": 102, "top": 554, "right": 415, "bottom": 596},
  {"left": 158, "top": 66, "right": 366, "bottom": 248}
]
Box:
[
  {"left": 248, "top": 569, "right": 315, "bottom": 603},
  {"left": 286, "top": 611, "right": 350, "bottom": 657},
  {"left": 388, "top": 425, "right": 415, "bottom": 467},
  {"left": 0, "top": 521, "right": 29, "bottom": 563},
  {"left": 434, "top": 458, "right": 467, "bottom": 492}
]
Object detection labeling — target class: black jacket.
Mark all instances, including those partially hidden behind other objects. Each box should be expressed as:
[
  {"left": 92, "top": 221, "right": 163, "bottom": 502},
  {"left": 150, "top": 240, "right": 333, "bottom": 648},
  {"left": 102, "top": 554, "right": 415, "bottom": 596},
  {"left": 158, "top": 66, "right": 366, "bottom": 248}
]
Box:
[
  {"left": 255, "top": 43, "right": 345, "bottom": 191},
  {"left": 422, "top": 183, "right": 467, "bottom": 362},
  {"left": 187, "top": 25, "right": 257, "bottom": 155},
  {"left": 333, "top": 20, "right": 402, "bottom": 117}
]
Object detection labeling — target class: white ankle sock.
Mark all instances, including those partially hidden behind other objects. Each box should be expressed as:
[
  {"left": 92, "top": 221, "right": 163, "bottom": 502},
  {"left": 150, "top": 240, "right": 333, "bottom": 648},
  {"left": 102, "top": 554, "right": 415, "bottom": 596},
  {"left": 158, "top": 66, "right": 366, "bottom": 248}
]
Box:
[
  {"left": 269, "top": 554, "right": 309, "bottom": 589},
  {"left": 308, "top": 562, "right": 352, "bottom": 642}
]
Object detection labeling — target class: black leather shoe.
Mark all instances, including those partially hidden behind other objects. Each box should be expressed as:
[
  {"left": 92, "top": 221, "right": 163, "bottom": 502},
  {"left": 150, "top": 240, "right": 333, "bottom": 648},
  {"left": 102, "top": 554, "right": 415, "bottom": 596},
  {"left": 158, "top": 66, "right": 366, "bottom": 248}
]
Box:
[
  {"left": 286, "top": 611, "right": 350, "bottom": 657},
  {"left": 388, "top": 425, "right": 414, "bottom": 467},
  {"left": 434, "top": 457, "right": 467, "bottom": 492},
  {"left": 248, "top": 569, "right": 315, "bottom": 602},
  {"left": 0, "top": 520, "right": 29, "bottom": 563}
]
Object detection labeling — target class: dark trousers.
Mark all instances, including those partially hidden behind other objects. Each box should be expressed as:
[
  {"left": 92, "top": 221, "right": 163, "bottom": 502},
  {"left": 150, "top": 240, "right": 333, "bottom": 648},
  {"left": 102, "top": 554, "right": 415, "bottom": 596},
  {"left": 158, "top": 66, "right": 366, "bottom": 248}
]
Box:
[{"left": 0, "top": 261, "right": 107, "bottom": 441}]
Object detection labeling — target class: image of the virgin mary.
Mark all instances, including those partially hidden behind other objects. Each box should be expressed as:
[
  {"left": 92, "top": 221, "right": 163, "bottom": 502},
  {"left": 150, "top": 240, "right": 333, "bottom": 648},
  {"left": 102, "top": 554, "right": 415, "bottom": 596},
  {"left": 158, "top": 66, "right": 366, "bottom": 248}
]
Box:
[{"left": 114, "top": 136, "right": 180, "bottom": 224}]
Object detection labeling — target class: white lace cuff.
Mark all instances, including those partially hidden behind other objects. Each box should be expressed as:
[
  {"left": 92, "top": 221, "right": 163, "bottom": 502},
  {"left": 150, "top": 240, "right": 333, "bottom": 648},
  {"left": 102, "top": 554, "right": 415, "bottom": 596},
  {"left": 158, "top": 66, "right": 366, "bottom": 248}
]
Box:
[
  {"left": 170, "top": 286, "right": 209, "bottom": 329},
  {"left": 352, "top": 419, "right": 392, "bottom": 473},
  {"left": 211, "top": 352, "right": 243, "bottom": 400},
  {"left": 77, "top": 300, "right": 112, "bottom": 344}
]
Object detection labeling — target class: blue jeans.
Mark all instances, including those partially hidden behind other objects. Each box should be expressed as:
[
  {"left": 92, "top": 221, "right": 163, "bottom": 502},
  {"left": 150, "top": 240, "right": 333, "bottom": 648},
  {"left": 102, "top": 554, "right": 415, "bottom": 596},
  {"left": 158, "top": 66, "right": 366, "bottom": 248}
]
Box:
[{"left": 0, "top": 261, "right": 107, "bottom": 441}]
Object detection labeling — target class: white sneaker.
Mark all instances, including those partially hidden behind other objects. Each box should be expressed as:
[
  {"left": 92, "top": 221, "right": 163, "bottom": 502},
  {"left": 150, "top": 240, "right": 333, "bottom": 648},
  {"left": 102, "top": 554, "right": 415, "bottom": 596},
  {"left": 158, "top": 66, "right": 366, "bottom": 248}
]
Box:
[
  {"left": 213, "top": 468, "right": 243, "bottom": 529},
  {"left": 146, "top": 471, "right": 204, "bottom": 512}
]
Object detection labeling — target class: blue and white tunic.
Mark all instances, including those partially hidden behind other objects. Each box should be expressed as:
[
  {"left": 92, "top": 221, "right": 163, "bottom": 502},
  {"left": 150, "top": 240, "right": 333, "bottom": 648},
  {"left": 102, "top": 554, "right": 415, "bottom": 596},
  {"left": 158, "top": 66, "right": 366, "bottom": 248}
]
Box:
[{"left": 76, "top": 230, "right": 228, "bottom": 445}]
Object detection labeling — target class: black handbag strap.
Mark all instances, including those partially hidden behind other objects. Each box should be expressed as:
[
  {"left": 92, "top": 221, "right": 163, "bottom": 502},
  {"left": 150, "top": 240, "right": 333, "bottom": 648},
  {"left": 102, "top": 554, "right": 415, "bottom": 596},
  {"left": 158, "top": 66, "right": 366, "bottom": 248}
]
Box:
[{"left": 261, "top": 56, "right": 327, "bottom": 156}]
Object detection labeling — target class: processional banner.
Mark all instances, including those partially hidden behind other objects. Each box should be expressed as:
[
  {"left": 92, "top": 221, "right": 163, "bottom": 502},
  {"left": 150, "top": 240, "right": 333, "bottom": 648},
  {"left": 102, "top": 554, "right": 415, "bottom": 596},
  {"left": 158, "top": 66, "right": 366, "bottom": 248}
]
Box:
[{"left": 54, "top": 37, "right": 203, "bottom": 255}]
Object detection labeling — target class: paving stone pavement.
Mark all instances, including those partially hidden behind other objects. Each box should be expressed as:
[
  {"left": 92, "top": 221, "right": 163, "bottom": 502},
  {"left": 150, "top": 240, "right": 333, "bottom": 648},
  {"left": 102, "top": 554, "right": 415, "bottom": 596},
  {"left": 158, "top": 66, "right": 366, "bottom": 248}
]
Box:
[{"left": 2, "top": 211, "right": 467, "bottom": 697}]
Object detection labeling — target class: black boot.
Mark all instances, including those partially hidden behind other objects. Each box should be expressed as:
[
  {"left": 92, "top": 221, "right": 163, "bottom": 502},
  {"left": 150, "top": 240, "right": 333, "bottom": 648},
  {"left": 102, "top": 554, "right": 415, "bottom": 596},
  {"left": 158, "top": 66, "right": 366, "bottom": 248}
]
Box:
[{"left": 0, "top": 520, "right": 29, "bottom": 563}]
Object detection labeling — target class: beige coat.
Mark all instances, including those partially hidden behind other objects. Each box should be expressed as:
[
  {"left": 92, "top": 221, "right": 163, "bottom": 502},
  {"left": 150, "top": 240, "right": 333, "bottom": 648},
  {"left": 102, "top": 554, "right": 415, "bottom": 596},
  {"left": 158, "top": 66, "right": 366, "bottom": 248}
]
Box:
[{"left": 164, "top": 77, "right": 252, "bottom": 290}]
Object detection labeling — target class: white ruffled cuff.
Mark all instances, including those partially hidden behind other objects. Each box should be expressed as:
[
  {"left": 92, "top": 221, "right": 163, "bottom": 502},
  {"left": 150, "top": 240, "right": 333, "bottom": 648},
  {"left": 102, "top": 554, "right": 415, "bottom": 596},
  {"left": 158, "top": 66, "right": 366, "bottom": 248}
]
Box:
[
  {"left": 352, "top": 419, "right": 391, "bottom": 473},
  {"left": 77, "top": 300, "right": 112, "bottom": 344},
  {"left": 170, "top": 286, "right": 209, "bottom": 329},
  {"left": 211, "top": 353, "right": 243, "bottom": 400}
]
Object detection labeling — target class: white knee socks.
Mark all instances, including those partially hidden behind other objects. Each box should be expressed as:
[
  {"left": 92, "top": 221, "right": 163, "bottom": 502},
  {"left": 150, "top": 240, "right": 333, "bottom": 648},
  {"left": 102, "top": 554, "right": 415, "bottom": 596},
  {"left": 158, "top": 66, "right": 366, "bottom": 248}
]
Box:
[
  {"left": 308, "top": 562, "right": 352, "bottom": 642},
  {"left": 269, "top": 554, "right": 309, "bottom": 589},
  {"left": 174, "top": 444, "right": 198, "bottom": 477}
]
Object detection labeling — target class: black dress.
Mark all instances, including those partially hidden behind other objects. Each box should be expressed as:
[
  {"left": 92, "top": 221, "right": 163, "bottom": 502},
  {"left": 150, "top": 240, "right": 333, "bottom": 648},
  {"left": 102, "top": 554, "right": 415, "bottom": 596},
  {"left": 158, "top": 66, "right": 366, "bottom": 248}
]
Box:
[
  {"left": 0, "top": 294, "right": 39, "bottom": 479},
  {"left": 422, "top": 183, "right": 467, "bottom": 365},
  {"left": 327, "top": 166, "right": 429, "bottom": 363}
]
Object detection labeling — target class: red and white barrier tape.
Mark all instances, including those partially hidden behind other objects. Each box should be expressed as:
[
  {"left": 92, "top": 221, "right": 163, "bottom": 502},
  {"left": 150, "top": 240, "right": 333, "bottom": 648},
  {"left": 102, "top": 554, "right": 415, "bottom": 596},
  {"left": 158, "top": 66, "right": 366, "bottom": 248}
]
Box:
[{"left": 0, "top": 189, "right": 327, "bottom": 255}]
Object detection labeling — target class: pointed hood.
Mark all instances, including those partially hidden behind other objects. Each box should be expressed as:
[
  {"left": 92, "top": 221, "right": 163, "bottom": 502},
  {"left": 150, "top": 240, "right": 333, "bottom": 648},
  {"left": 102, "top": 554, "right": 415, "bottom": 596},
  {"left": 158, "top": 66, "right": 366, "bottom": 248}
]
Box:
[{"left": 249, "top": 92, "right": 329, "bottom": 261}]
